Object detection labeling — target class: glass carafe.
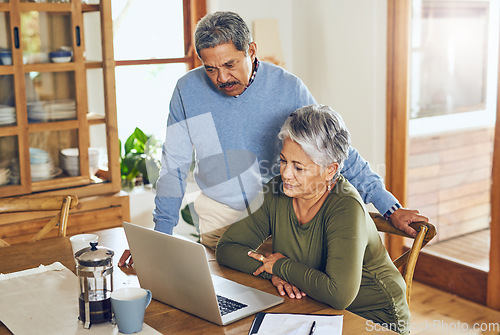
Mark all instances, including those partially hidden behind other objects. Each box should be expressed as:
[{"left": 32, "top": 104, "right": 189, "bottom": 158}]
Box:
[{"left": 75, "top": 241, "right": 114, "bottom": 328}]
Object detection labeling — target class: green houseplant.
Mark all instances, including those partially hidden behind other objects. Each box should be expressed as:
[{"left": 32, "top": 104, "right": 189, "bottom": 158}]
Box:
[{"left": 120, "top": 127, "right": 161, "bottom": 190}]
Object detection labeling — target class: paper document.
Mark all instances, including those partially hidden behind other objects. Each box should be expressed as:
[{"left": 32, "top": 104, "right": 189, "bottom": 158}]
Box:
[
  {"left": 0, "top": 262, "right": 160, "bottom": 335},
  {"left": 249, "top": 312, "right": 343, "bottom": 335}
]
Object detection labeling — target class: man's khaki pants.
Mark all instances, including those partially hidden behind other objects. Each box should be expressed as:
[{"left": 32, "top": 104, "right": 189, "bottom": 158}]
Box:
[{"left": 194, "top": 193, "right": 246, "bottom": 250}]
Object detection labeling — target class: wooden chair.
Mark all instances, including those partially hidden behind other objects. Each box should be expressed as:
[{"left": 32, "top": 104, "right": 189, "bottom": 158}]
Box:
[
  {"left": 0, "top": 195, "right": 78, "bottom": 247},
  {"left": 369, "top": 212, "right": 436, "bottom": 307}
]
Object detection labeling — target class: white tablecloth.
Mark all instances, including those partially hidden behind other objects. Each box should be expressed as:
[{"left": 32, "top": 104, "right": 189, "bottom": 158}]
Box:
[{"left": 0, "top": 262, "right": 160, "bottom": 335}]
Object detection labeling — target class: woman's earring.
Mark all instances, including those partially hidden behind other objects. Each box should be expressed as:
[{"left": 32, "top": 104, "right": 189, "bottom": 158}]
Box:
[{"left": 327, "top": 183, "right": 332, "bottom": 192}]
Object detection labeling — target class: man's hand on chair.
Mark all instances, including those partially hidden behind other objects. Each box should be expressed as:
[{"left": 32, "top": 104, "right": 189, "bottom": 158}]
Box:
[{"left": 390, "top": 208, "right": 429, "bottom": 237}]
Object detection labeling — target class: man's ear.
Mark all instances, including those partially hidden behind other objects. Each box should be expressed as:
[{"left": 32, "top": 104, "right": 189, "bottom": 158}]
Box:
[
  {"left": 248, "top": 42, "right": 257, "bottom": 61},
  {"left": 326, "top": 162, "right": 339, "bottom": 182}
]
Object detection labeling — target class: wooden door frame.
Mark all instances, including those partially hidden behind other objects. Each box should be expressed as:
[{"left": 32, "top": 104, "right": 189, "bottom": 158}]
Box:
[
  {"left": 386, "top": 0, "right": 500, "bottom": 309},
  {"left": 385, "top": 0, "right": 410, "bottom": 259},
  {"left": 488, "top": 25, "right": 500, "bottom": 309}
]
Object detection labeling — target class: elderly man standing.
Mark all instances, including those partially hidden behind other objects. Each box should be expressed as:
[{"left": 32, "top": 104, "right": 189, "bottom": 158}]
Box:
[{"left": 119, "top": 11, "right": 427, "bottom": 265}]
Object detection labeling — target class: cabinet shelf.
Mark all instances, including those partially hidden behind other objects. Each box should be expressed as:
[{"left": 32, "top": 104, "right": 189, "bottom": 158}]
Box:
[
  {"left": 28, "top": 119, "right": 79, "bottom": 132},
  {"left": 85, "top": 61, "right": 104, "bottom": 69},
  {"left": 87, "top": 113, "right": 105, "bottom": 125},
  {"left": 82, "top": 4, "right": 100, "bottom": 12},
  {"left": 0, "top": 123, "right": 19, "bottom": 136},
  {"left": 0, "top": 66, "right": 14, "bottom": 75},
  {"left": 19, "top": 3, "right": 72, "bottom": 13},
  {"left": 23, "top": 62, "right": 76, "bottom": 73},
  {"left": 31, "top": 175, "right": 92, "bottom": 193}
]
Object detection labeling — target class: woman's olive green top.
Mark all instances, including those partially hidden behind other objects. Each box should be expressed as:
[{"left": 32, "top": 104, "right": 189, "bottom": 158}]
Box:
[{"left": 216, "top": 175, "right": 410, "bottom": 334}]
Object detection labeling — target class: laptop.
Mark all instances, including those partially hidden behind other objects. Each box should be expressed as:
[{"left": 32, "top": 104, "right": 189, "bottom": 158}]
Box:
[{"left": 122, "top": 221, "right": 284, "bottom": 326}]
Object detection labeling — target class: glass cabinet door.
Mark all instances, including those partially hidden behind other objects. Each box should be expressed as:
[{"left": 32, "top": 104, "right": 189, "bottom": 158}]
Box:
[
  {"left": 21, "top": 11, "right": 74, "bottom": 64},
  {"left": 0, "top": 11, "right": 12, "bottom": 65},
  {"left": 0, "top": 75, "right": 16, "bottom": 126},
  {"left": 25, "top": 71, "right": 76, "bottom": 122},
  {"left": 0, "top": 135, "right": 20, "bottom": 187}
]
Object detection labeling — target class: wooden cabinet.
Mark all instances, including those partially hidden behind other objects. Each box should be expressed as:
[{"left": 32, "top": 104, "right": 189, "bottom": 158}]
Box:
[{"left": 0, "top": 0, "right": 129, "bottom": 242}]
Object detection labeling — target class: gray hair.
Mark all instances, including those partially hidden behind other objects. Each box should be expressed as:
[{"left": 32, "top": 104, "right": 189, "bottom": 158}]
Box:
[
  {"left": 278, "top": 105, "right": 351, "bottom": 177},
  {"left": 194, "top": 11, "right": 253, "bottom": 58}
]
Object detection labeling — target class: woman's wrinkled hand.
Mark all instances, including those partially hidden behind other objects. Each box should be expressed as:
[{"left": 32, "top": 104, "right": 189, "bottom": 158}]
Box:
[
  {"left": 247, "top": 251, "right": 286, "bottom": 276},
  {"left": 271, "top": 275, "right": 306, "bottom": 299}
]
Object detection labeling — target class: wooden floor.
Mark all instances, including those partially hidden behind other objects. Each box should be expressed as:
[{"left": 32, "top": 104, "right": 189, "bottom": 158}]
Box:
[
  {"left": 410, "top": 281, "right": 500, "bottom": 334},
  {"left": 416, "top": 228, "right": 490, "bottom": 271},
  {"left": 402, "top": 230, "right": 498, "bottom": 334}
]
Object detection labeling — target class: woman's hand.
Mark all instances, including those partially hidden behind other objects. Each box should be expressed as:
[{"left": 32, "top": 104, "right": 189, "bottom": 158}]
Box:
[
  {"left": 247, "top": 251, "right": 286, "bottom": 276},
  {"left": 271, "top": 275, "right": 306, "bottom": 299}
]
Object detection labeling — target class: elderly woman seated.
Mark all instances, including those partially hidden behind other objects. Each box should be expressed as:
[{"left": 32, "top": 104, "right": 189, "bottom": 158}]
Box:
[{"left": 215, "top": 104, "right": 410, "bottom": 334}]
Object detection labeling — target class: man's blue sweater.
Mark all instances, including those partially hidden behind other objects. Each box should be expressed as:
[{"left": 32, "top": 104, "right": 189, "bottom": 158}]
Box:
[{"left": 153, "top": 61, "right": 397, "bottom": 234}]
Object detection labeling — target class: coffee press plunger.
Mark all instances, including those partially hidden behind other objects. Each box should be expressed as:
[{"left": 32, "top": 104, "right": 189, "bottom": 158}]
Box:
[{"left": 75, "top": 241, "right": 114, "bottom": 328}]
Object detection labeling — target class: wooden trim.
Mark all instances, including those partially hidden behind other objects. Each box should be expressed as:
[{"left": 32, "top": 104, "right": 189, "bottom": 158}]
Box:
[
  {"left": 190, "top": 0, "right": 207, "bottom": 69},
  {"left": 100, "top": 0, "right": 121, "bottom": 194},
  {"left": 39, "top": 182, "right": 118, "bottom": 199},
  {"left": 0, "top": 192, "right": 130, "bottom": 245},
  {"left": 0, "top": 126, "right": 19, "bottom": 137},
  {"left": 22, "top": 63, "right": 76, "bottom": 73},
  {"left": 487, "top": 27, "right": 500, "bottom": 310},
  {"left": 18, "top": 3, "right": 71, "bottom": 12},
  {"left": 385, "top": 0, "right": 410, "bottom": 259},
  {"left": 184, "top": 0, "right": 192, "bottom": 59},
  {"left": 72, "top": 0, "right": 91, "bottom": 182},
  {"left": 0, "top": 66, "right": 14, "bottom": 75},
  {"left": 0, "top": 191, "right": 129, "bottom": 225},
  {"left": 415, "top": 251, "right": 488, "bottom": 305},
  {"left": 115, "top": 57, "right": 193, "bottom": 67},
  {"left": 10, "top": 0, "right": 31, "bottom": 196},
  {"left": 27, "top": 120, "right": 79, "bottom": 133},
  {"left": 81, "top": 4, "right": 99, "bottom": 13},
  {"left": 84, "top": 61, "right": 103, "bottom": 69}
]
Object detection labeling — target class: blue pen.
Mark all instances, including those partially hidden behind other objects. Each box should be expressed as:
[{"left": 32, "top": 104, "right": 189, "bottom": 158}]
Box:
[{"left": 308, "top": 321, "right": 316, "bottom": 335}]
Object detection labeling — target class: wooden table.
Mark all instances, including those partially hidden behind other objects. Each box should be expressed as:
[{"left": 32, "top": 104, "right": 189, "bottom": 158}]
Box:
[{"left": 0, "top": 227, "right": 395, "bottom": 334}]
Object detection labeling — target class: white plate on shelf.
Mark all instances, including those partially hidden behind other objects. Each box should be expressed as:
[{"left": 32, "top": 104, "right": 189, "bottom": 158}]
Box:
[
  {"left": 32, "top": 167, "right": 62, "bottom": 182},
  {"left": 61, "top": 148, "right": 79, "bottom": 157}
]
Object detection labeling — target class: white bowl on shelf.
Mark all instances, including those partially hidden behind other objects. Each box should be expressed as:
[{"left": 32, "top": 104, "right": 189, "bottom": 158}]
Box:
[
  {"left": 51, "top": 56, "right": 72, "bottom": 63},
  {"left": 0, "top": 51, "right": 12, "bottom": 65},
  {"left": 60, "top": 147, "right": 100, "bottom": 176},
  {"left": 49, "top": 50, "right": 72, "bottom": 63}
]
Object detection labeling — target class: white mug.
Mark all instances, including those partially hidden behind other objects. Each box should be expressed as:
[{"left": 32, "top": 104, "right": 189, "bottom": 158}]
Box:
[{"left": 69, "top": 234, "right": 99, "bottom": 257}]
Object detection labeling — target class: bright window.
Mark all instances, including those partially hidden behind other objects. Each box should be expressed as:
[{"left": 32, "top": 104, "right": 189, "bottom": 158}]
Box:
[{"left": 112, "top": 0, "right": 203, "bottom": 142}]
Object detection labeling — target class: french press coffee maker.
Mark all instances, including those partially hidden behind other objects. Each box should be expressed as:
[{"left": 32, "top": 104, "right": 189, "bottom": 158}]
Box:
[{"left": 75, "top": 241, "right": 114, "bottom": 329}]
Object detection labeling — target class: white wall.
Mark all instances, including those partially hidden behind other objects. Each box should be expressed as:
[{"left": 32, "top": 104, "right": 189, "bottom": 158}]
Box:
[
  {"left": 209, "top": 0, "right": 388, "bottom": 178},
  {"left": 207, "top": 0, "right": 295, "bottom": 70}
]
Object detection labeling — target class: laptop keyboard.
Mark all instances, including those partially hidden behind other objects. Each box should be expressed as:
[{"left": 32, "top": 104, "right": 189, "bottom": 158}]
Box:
[{"left": 216, "top": 295, "right": 248, "bottom": 316}]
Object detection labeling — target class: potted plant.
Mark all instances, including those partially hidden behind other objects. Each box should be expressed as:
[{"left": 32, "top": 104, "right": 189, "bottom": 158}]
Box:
[{"left": 120, "top": 127, "right": 161, "bottom": 191}]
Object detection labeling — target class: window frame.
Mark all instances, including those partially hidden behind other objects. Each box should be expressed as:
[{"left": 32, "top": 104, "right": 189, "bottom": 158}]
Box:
[{"left": 114, "top": 0, "right": 206, "bottom": 70}]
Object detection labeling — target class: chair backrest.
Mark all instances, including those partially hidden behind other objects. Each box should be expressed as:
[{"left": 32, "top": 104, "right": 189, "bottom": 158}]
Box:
[
  {"left": 0, "top": 195, "right": 78, "bottom": 246},
  {"left": 369, "top": 212, "right": 436, "bottom": 307}
]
